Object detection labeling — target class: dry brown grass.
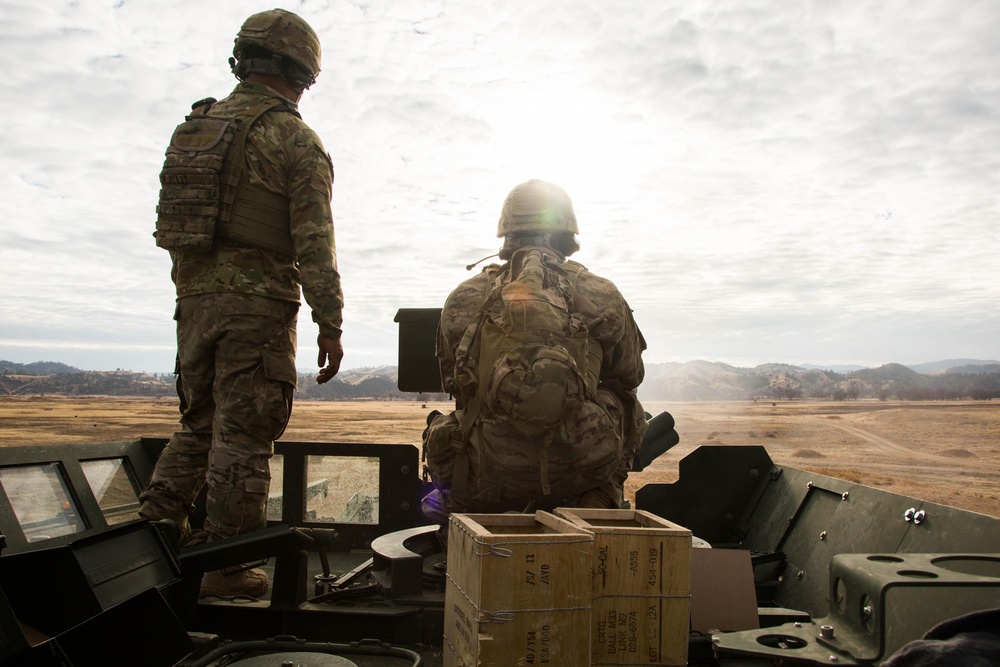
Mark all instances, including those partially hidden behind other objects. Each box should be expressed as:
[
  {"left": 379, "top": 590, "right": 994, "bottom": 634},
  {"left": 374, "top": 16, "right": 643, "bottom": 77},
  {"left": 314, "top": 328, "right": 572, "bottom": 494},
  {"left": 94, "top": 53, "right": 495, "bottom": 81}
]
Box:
[
  {"left": 630, "top": 399, "right": 1000, "bottom": 518},
  {"left": 1, "top": 396, "right": 998, "bottom": 517}
]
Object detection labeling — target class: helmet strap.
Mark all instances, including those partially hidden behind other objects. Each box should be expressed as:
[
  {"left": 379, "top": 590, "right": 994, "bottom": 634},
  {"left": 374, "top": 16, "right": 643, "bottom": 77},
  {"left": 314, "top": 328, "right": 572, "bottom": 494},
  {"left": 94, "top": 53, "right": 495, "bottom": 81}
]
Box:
[
  {"left": 231, "top": 54, "right": 315, "bottom": 93},
  {"left": 281, "top": 60, "right": 317, "bottom": 92},
  {"left": 230, "top": 55, "right": 282, "bottom": 82},
  {"left": 499, "top": 233, "right": 565, "bottom": 261}
]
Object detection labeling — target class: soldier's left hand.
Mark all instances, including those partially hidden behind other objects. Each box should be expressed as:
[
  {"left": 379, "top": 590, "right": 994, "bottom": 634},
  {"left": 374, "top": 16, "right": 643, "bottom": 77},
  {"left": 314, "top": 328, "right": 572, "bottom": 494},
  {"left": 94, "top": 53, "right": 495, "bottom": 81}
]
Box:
[{"left": 317, "top": 335, "right": 344, "bottom": 384}]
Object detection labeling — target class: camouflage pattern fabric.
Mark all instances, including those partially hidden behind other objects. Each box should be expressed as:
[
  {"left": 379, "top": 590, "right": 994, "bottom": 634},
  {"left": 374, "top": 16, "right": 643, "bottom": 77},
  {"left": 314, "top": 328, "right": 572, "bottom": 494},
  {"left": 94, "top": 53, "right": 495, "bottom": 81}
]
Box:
[
  {"left": 465, "top": 250, "right": 600, "bottom": 436},
  {"left": 141, "top": 81, "right": 341, "bottom": 542},
  {"left": 428, "top": 254, "right": 648, "bottom": 516},
  {"left": 139, "top": 293, "right": 297, "bottom": 540},
  {"left": 155, "top": 94, "right": 297, "bottom": 257},
  {"left": 170, "top": 82, "right": 343, "bottom": 340},
  {"left": 154, "top": 110, "right": 236, "bottom": 253},
  {"left": 439, "top": 259, "right": 644, "bottom": 397}
]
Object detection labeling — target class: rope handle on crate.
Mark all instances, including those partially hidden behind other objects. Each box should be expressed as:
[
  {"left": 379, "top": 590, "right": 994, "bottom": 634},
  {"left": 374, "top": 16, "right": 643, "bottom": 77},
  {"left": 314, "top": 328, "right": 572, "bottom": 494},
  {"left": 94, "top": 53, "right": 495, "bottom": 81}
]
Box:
[
  {"left": 450, "top": 519, "right": 593, "bottom": 558},
  {"left": 445, "top": 573, "right": 590, "bottom": 622}
]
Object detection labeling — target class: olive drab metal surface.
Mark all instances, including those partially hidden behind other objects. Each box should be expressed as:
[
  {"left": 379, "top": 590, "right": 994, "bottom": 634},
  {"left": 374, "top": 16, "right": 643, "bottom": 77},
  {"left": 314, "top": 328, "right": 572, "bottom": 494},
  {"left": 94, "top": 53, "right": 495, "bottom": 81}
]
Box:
[{"left": 1, "top": 314, "right": 999, "bottom": 666}]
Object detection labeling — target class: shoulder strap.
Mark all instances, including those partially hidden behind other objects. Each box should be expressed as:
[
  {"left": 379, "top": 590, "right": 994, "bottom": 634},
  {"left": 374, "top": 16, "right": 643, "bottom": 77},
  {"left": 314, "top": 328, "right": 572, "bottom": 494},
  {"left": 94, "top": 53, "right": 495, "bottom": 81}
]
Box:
[
  {"left": 561, "top": 260, "right": 586, "bottom": 285},
  {"left": 449, "top": 264, "right": 507, "bottom": 505},
  {"left": 558, "top": 260, "right": 586, "bottom": 306},
  {"left": 185, "top": 97, "right": 218, "bottom": 118},
  {"left": 215, "top": 98, "right": 297, "bottom": 256},
  {"left": 218, "top": 97, "right": 288, "bottom": 200}
]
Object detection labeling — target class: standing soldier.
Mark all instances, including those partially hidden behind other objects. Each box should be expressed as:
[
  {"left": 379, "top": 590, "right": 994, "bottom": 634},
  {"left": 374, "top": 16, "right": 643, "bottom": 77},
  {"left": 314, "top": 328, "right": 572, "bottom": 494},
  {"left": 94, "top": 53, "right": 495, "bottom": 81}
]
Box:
[
  {"left": 140, "top": 9, "right": 344, "bottom": 598},
  {"left": 422, "top": 179, "right": 647, "bottom": 522}
]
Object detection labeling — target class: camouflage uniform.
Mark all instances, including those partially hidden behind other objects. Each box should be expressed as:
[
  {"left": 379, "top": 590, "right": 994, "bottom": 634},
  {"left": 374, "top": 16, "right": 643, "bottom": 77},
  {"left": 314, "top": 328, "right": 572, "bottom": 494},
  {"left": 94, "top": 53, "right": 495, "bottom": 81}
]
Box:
[
  {"left": 434, "top": 255, "right": 647, "bottom": 514},
  {"left": 139, "top": 81, "right": 343, "bottom": 542}
]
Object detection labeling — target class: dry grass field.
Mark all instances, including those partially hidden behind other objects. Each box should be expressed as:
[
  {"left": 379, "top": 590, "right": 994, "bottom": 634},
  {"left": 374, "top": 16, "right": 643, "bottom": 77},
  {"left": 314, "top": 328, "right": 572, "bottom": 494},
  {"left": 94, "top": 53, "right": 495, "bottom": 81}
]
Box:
[{"left": 0, "top": 396, "right": 997, "bottom": 517}]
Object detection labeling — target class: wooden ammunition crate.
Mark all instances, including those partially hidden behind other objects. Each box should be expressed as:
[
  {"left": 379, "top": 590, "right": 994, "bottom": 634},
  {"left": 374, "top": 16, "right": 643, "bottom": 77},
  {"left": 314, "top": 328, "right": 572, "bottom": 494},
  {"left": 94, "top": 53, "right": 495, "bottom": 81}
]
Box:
[
  {"left": 443, "top": 511, "right": 594, "bottom": 667},
  {"left": 555, "top": 508, "right": 693, "bottom": 666}
]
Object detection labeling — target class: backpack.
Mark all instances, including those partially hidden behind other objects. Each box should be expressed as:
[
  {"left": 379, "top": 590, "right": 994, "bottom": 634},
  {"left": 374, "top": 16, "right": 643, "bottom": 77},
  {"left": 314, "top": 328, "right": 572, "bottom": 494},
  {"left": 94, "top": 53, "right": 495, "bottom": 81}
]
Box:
[
  {"left": 437, "top": 248, "right": 622, "bottom": 510},
  {"left": 153, "top": 96, "right": 296, "bottom": 256}
]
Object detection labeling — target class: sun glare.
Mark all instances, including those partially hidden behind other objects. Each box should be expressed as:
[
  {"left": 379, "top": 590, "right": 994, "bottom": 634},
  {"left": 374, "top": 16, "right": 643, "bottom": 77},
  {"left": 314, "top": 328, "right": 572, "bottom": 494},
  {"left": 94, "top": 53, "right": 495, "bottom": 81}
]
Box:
[{"left": 489, "top": 84, "right": 632, "bottom": 204}]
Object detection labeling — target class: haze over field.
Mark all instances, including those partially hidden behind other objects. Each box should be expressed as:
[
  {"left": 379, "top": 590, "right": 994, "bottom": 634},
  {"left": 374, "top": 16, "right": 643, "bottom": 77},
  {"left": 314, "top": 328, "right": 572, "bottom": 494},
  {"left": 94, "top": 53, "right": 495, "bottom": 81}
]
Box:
[
  {"left": 3, "top": 358, "right": 998, "bottom": 403},
  {"left": 1, "top": 1, "right": 997, "bottom": 373}
]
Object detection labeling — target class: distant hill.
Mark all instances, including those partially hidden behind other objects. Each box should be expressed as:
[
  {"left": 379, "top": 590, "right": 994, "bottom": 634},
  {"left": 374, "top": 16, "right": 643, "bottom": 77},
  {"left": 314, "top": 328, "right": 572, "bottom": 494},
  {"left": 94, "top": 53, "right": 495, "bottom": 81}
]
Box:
[
  {"left": 851, "top": 363, "right": 921, "bottom": 382},
  {"left": 799, "top": 363, "right": 866, "bottom": 373},
  {"left": 0, "top": 369, "right": 176, "bottom": 397},
  {"left": 640, "top": 359, "right": 1000, "bottom": 401},
  {"left": 1, "top": 359, "right": 997, "bottom": 401},
  {"left": 0, "top": 362, "right": 447, "bottom": 401},
  {"left": 944, "top": 363, "right": 1000, "bottom": 375},
  {"left": 0, "top": 360, "right": 80, "bottom": 375},
  {"left": 906, "top": 359, "right": 999, "bottom": 375},
  {"left": 299, "top": 366, "right": 448, "bottom": 401}
]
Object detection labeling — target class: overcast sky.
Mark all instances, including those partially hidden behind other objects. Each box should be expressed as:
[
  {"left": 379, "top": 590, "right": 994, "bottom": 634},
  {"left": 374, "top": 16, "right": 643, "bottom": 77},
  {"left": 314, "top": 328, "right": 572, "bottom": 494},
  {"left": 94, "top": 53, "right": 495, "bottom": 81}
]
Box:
[{"left": 1, "top": 0, "right": 997, "bottom": 374}]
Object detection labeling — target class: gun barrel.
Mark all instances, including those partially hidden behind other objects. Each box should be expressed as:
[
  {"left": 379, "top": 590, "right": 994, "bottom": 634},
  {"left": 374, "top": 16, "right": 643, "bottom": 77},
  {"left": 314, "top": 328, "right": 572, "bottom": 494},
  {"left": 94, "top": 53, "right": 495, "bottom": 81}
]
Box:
[{"left": 632, "top": 411, "right": 679, "bottom": 472}]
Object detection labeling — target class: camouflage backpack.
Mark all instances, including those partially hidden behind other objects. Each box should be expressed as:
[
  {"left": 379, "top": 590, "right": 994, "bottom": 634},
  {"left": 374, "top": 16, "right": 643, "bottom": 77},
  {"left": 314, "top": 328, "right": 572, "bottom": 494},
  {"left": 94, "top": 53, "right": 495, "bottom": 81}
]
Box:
[{"left": 437, "top": 248, "right": 622, "bottom": 510}]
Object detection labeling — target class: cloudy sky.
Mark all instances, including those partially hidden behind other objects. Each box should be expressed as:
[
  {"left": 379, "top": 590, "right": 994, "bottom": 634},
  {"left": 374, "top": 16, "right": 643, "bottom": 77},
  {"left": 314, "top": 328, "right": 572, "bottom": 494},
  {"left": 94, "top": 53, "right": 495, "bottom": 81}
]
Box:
[{"left": 1, "top": 0, "right": 997, "bottom": 375}]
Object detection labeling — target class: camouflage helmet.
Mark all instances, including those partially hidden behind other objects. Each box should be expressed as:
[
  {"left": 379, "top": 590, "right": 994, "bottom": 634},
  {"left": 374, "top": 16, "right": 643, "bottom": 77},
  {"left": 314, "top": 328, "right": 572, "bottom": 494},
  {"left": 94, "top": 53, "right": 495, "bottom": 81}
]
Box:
[
  {"left": 497, "top": 179, "right": 579, "bottom": 237},
  {"left": 233, "top": 9, "right": 322, "bottom": 78}
]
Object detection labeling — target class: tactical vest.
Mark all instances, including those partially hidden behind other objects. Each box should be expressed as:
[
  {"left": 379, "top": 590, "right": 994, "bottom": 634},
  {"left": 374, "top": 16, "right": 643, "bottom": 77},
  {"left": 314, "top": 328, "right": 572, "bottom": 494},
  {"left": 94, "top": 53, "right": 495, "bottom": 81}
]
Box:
[{"left": 154, "top": 96, "right": 297, "bottom": 257}]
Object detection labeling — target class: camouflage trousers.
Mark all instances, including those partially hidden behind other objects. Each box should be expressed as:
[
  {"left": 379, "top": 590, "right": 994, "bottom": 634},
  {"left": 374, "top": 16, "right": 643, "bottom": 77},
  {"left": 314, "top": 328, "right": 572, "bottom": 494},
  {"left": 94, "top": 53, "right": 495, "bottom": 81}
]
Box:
[{"left": 139, "top": 293, "right": 298, "bottom": 542}]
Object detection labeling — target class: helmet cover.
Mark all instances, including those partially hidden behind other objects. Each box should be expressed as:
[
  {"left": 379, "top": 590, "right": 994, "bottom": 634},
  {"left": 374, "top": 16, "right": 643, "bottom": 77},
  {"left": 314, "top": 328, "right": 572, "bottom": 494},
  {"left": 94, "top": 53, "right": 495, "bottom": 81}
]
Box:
[
  {"left": 233, "top": 8, "right": 321, "bottom": 77},
  {"left": 497, "top": 179, "right": 579, "bottom": 237}
]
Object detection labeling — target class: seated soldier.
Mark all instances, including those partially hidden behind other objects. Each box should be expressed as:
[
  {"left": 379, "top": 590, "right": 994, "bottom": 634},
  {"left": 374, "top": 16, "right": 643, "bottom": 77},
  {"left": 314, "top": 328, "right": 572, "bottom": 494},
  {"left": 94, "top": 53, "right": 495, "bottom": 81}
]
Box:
[{"left": 422, "top": 179, "right": 648, "bottom": 522}]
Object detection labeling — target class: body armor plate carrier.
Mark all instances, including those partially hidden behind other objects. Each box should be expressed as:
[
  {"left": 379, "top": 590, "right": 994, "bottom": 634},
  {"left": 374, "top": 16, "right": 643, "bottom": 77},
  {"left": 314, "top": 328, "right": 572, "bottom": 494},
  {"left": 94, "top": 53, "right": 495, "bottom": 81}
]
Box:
[{"left": 154, "top": 96, "right": 297, "bottom": 257}]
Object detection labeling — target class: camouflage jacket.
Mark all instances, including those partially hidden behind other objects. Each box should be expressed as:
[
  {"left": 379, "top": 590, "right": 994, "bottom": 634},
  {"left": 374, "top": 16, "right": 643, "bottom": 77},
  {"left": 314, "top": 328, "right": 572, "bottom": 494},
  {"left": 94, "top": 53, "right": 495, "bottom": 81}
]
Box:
[
  {"left": 437, "top": 257, "right": 647, "bottom": 403},
  {"left": 169, "top": 82, "right": 344, "bottom": 339}
]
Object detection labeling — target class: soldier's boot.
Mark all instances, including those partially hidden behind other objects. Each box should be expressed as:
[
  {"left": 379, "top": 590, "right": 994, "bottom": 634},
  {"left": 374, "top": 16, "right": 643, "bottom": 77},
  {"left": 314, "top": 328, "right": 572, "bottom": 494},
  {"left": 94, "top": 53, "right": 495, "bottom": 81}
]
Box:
[
  {"left": 181, "top": 530, "right": 210, "bottom": 549},
  {"left": 199, "top": 566, "right": 269, "bottom": 598}
]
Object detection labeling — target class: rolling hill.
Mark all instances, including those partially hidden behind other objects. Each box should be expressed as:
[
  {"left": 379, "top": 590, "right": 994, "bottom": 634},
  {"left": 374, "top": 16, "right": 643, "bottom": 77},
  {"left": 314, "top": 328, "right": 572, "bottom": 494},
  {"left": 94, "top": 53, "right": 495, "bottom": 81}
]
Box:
[{"left": 1, "top": 359, "right": 997, "bottom": 401}]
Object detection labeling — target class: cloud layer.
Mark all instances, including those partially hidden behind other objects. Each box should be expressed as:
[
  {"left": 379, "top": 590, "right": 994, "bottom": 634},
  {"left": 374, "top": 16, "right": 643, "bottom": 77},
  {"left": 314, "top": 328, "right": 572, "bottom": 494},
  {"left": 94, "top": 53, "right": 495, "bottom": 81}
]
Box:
[{"left": 0, "top": 0, "right": 997, "bottom": 372}]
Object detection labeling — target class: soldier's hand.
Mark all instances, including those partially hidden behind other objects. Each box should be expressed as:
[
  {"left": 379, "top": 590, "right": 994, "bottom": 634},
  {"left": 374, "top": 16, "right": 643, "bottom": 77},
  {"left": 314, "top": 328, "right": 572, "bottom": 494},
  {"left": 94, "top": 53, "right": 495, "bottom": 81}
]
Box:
[{"left": 316, "top": 335, "right": 344, "bottom": 384}]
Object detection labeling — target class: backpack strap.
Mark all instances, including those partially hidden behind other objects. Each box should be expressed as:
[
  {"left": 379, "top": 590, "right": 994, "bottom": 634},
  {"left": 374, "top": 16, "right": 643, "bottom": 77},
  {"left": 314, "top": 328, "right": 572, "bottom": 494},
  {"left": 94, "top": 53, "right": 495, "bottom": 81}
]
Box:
[
  {"left": 449, "top": 394, "right": 479, "bottom": 505},
  {"left": 449, "top": 265, "right": 505, "bottom": 506},
  {"left": 559, "top": 261, "right": 602, "bottom": 400}
]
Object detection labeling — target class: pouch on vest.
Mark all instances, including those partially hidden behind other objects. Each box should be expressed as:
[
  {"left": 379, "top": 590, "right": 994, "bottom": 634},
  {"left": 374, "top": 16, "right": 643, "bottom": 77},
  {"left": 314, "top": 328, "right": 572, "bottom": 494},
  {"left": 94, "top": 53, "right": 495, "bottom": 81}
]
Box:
[
  {"left": 476, "top": 250, "right": 599, "bottom": 435},
  {"left": 421, "top": 409, "right": 461, "bottom": 491},
  {"left": 154, "top": 115, "right": 234, "bottom": 252}
]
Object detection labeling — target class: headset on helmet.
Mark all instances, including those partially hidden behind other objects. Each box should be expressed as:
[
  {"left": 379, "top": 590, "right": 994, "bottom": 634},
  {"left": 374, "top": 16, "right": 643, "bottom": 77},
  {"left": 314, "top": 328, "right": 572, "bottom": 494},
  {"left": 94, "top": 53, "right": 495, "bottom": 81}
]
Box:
[{"left": 230, "top": 9, "right": 322, "bottom": 92}]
